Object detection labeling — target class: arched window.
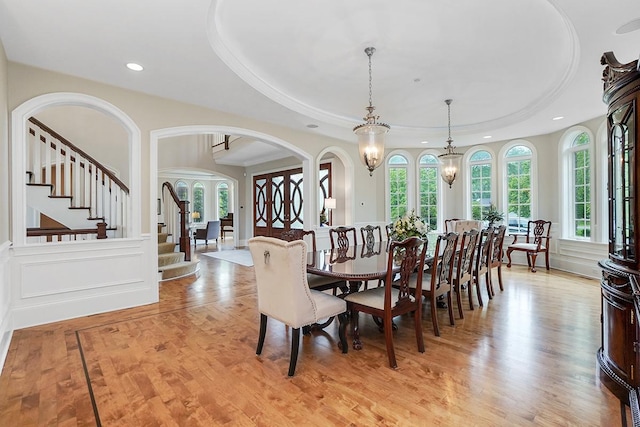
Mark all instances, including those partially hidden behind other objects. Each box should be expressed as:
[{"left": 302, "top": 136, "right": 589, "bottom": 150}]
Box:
[
  {"left": 468, "top": 150, "right": 493, "bottom": 221},
  {"left": 218, "top": 182, "right": 229, "bottom": 219},
  {"left": 566, "top": 131, "right": 592, "bottom": 239},
  {"left": 388, "top": 154, "right": 408, "bottom": 220},
  {"left": 175, "top": 180, "right": 189, "bottom": 202},
  {"left": 192, "top": 182, "right": 204, "bottom": 223},
  {"left": 504, "top": 145, "right": 532, "bottom": 233},
  {"left": 418, "top": 154, "right": 440, "bottom": 230}
]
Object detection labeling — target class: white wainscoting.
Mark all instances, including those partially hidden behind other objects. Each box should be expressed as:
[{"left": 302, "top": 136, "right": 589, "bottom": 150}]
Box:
[
  {"left": 10, "top": 236, "right": 157, "bottom": 329},
  {"left": 0, "top": 241, "right": 12, "bottom": 373}
]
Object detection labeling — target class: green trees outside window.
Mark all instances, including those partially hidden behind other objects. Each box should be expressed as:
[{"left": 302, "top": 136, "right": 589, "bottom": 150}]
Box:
[
  {"left": 419, "top": 154, "right": 439, "bottom": 230},
  {"left": 505, "top": 145, "right": 532, "bottom": 231},
  {"left": 572, "top": 132, "right": 591, "bottom": 238},
  {"left": 469, "top": 151, "right": 492, "bottom": 221},
  {"left": 389, "top": 155, "right": 408, "bottom": 220},
  {"left": 192, "top": 182, "right": 204, "bottom": 223},
  {"left": 218, "top": 182, "right": 229, "bottom": 218}
]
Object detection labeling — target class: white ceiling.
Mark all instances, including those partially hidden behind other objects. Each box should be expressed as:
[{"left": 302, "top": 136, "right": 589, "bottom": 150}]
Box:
[{"left": 1, "top": 0, "right": 640, "bottom": 166}]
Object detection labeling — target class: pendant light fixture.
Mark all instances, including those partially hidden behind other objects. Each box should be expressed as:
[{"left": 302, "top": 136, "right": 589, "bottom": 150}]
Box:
[
  {"left": 353, "top": 47, "right": 390, "bottom": 176},
  {"left": 438, "top": 99, "right": 462, "bottom": 188}
]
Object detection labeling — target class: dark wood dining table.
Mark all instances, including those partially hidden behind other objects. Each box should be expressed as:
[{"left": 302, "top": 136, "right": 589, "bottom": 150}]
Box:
[{"left": 306, "top": 241, "right": 395, "bottom": 293}]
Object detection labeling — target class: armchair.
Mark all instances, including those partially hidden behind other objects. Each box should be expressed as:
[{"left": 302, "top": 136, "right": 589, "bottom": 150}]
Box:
[
  {"left": 506, "top": 220, "right": 552, "bottom": 273},
  {"left": 193, "top": 220, "right": 220, "bottom": 247},
  {"left": 248, "top": 236, "right": 348, "bottom": 376}
]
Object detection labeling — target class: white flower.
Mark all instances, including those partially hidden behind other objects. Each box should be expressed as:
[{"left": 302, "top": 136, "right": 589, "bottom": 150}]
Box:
[{"left": 390, "top": 209, "right": 430, "bottom": 240}]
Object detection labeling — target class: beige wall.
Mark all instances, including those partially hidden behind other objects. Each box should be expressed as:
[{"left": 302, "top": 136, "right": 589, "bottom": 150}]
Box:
[
  {"left": 0, "top": 42, "right": 8, "bottom": 243},
  {"left": 7, "top": 62, "right": 376, "bottom": 235}
]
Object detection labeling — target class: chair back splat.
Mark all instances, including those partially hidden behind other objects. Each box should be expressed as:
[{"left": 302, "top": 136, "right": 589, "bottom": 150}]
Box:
[
  {"left": 343, "top": 236, "right": 428, "bottom": 368},
  {"left": 329, "top": 226, "right": 357, "bottom": 250},
  {"left": 419, "top": 232, "right": 459, "bottom": 336},
  {"left": 453, "top": 228, "right": 479, "bottom": 317},
  {"left": 471, "top": 227, "right": 494, "bottom": 309},
  {"left": 248, "top": 236, "right": 348, "bottom": 376}
]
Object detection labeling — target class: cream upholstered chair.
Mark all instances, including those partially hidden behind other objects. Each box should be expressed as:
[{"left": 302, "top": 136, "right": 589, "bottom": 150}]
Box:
[
  {"left": 279, "top": 229, "right": 346, "bottom": 294},
  {"left": 248, "top": 236, "right": 348, "bottom": 376}
]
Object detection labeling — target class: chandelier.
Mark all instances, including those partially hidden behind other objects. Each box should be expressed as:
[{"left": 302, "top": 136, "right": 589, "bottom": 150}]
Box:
[
  {"left": 438, "top": 99, "right": 462, "bottom": 188},
  {"left": 353, "top": 47, "right": 390, "bottom": 177}
]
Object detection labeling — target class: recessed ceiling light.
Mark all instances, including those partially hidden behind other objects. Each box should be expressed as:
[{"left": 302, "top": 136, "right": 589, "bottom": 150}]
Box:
[
  {"left": 306, "top": 124, "right": 318, "bottom": 128},
  {"left": 616, "top": 18, "right": 640, "bottom": 35},
  {"left": 552, "top": 116, "right": 564, "bottom": 121},
  {"left": 126, "top": 63, "right": 144, "bottom": 71},
  {"left": 420, "top": 140, "right": 429, "bottom": 144},
  {"left": 483, "top": 135, "right": 492, "bottom": 139},
  {"left": 414, "top": 78, "right": 421, "bottom": 83}
]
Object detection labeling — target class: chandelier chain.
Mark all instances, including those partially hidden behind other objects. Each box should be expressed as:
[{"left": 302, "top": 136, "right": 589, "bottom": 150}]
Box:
[{"left": 368, "top": 50, "right": 373, "bottom": 108}]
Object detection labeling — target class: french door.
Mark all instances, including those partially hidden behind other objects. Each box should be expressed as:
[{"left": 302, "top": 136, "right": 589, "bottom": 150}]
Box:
[{"left": 253, "top": 168, "right": 303, "bottom": 238}]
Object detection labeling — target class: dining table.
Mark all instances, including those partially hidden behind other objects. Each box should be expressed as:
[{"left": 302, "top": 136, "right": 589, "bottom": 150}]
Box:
[{"left": 306, "top": 241, "right": 395, "bottom": 294}]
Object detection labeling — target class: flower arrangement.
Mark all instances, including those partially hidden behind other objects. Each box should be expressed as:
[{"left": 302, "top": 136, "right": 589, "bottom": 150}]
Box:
[
  {"left": 483, "top": 203, "right": 504, "bottom": 226},
  {"left": 390, "top": 209, "right": 430, "bottom": 241}
]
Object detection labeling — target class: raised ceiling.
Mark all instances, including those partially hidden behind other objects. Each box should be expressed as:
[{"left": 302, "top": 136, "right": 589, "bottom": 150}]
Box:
[{"left": 1, "top": 0, "right": 639, "bottom": 165}]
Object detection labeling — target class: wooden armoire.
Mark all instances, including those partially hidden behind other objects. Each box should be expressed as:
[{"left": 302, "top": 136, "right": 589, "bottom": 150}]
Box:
[{"left": 598, "top": 51, "right": 640, "bottom": 404}]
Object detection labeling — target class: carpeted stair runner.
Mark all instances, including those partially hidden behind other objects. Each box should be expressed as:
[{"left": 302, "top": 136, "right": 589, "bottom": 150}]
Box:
[{"left": 157, "top": 224, "right": 199, "bottom": 280}]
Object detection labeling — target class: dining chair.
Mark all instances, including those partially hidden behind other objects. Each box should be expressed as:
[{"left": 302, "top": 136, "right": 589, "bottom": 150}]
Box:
[
  {"left": 471, "top": 227, "right": 494, "bottom": 309},
  {"left": 506, "top": 220, "right": 552, "bottom": 273},
  {"left": 343, "top": 236, "right": 427, "bottom": 369},
  {"left": 452, "top": 228, "right": 479, "bottom": 319},
  {"left": 329, "top": 226, "right": 358, "bottom": 250},
  {"left": 488, "top": 225, "right": 507, "bottom": 294},
  {"left": 385, "top": 223, "right": 393, "bottom": 240},
  {"left": 412, "top": 232, "right": 459, "bottom": 336},
  {"left": 248, "top": 236, "right": 348, "bottom": 376},
  {"left": 279, "top": 229, "right": 347, "bottom": 294},
  {"left": 444, "top": 218, "right": 462, "bottom": 233},
  {"left": 360, "top": 225, "right": 382, "bottom": 248}
]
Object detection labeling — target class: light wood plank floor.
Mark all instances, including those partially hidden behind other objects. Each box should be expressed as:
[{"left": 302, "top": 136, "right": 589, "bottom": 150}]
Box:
[{"left": 0, "top": 241, "right": 625, "bottom": 426}]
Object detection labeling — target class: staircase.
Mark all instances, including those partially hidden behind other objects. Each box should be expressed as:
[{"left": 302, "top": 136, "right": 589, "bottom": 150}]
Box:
[{"left": 158, "top": 224, "right": 199, "bottom": 280}]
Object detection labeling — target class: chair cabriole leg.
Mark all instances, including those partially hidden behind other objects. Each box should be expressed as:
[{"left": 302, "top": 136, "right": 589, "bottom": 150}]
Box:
[{"left": 338, "top": 312, "right": 348, "bottom": 354}]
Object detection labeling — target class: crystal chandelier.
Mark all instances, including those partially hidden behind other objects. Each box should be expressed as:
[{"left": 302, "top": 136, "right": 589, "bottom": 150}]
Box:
[
  {"left": 353, "top": 47, "right": 390, "bottom": 177},
  {"left": 438, "top": 99, "right": 462, "bottom": 188}
]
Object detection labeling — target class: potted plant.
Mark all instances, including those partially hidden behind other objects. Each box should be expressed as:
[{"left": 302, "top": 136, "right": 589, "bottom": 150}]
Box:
[{"left": 483, "top": 203, "right": 504, "bottom": 227}]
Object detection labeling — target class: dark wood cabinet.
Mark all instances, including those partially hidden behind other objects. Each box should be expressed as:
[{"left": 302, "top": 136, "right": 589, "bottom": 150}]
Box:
[{"left": 599, "top": 51, "right": 640, "bottom": 403}]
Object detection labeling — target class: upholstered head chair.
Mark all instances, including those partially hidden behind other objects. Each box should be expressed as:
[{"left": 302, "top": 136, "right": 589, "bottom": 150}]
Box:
[
  {"left": 248, "top": 236, "right": 348, "bottom": 376},
  {"left": 193, "top": 220, "right": 220, "bottom": 246}
]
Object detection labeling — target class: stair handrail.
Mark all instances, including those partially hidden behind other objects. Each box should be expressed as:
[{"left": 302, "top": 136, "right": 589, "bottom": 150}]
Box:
[
  {"left": 28, "top": 117, "right": 129, "bottom": 194},
  {"left": 162, "top": 181, "right": 191, "bottom": 261}
]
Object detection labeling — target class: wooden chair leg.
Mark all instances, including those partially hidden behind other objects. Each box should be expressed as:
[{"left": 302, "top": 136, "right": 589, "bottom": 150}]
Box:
[
  {"left": 506, "top": 248, "right": 513, "bottom": 267},
  {"left": 351, "top": 309, "right": 362, "bottom": 350},
  {"left": 447, "top": 291, "right": 455, "bottom": 325},
  {"left": 468, "top": 277, "right": 475, "bottom": 310},
  {"left": 288, "top": 328, "right": 301, "bottom": 376},
  {"left": 497, "top": 266, "right": 504, "bottom": 291},
  {"left": 337, "top": 312, "right": 348, "bottom": 354},
  {"left": 545, "top": 251, "right": 550, "bottom": 270},
  {"left": 455, "top": 282, "right": 465, "bottom": 319},
  {"left": 486, "top": 271, "right": 493, "bottom": 299},
  {"left": 430, "top": 295, "right": 440, "bottom": 336},
  {"left": 414, "top": 308, "right": 425, "bottom": 353},
  {"left": 530, "top": 253, "right": 538, "bottom": 273},
  {"left": 383, "top": 314, "right": 397, "bottom": 369},
  {"left": 256, "top": 313, "right": 267, "bottom": 355},
  {"left": 476, "top": 276, "right": 484, "bottom": 307}
]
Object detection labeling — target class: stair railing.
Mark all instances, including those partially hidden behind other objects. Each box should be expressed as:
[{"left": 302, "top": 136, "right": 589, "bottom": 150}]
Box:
[
  {"left": 27, "top": 117, "right": 130, "bottom": 238},
  {"left": 161, "top": 181, "right": 191, "bottom": 261}
]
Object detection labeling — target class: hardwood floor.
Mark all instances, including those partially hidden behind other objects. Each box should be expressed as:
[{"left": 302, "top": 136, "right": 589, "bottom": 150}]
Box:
[{"left": 0, "top": 241, "right": 624, "bottom": 426}]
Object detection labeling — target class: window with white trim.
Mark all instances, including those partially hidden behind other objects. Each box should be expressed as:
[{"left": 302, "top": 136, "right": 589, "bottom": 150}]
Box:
[
  {"left": 469, "top": 150, "right": 493, "bottom": 221},
  {"left": 218, "top": 182, "right": 229, "bottom": 218},
  {"left": 569, "top": 132, "right": 591, "bottom": 238},
  {"left": 505, "top": 145, "right": 532, "bottom": 233},
  {"left": 388, "top": 155, "right": 408, "bottom": 220},
  {"left": 192, "top": 182, "right": 204, "bottom": 223},
  {"left": 418, "top": 154, "right": 439, "bottom": 230}
]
